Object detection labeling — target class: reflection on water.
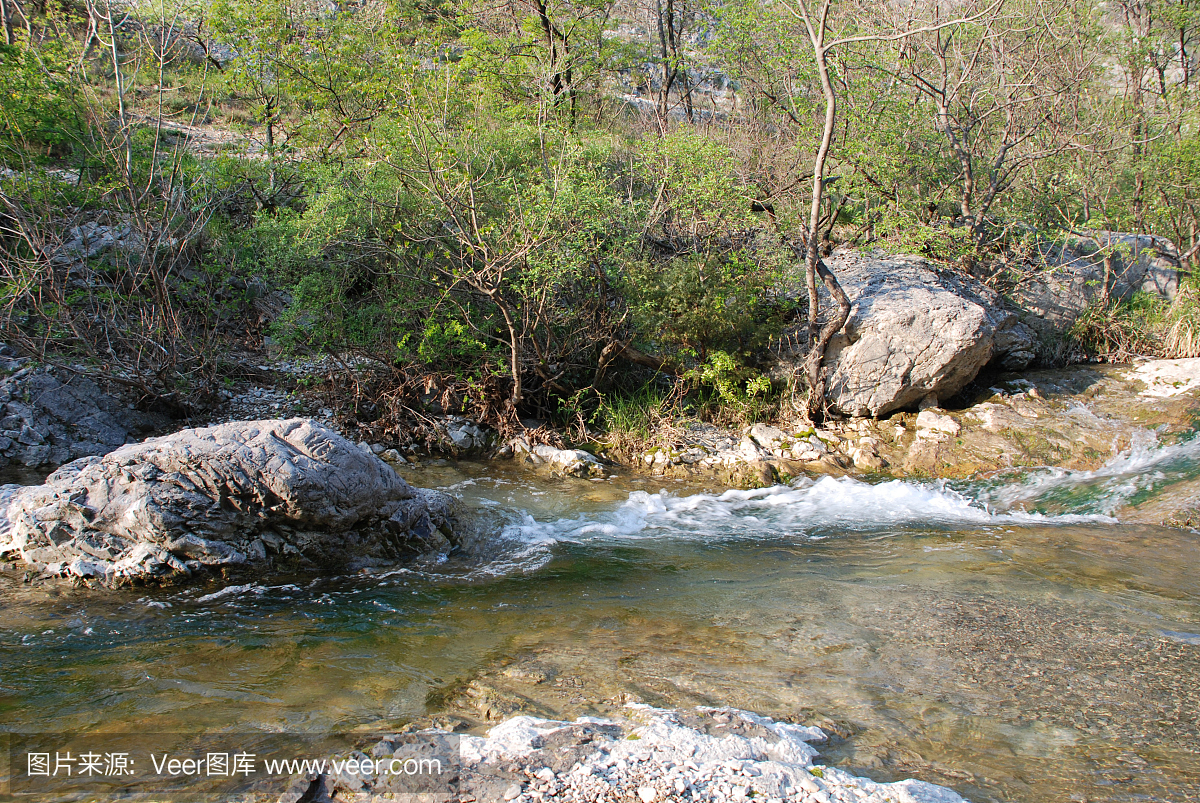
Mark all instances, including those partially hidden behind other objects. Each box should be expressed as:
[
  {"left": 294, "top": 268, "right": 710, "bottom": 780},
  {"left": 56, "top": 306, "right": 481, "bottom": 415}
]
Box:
[{"left": 1, "top": 451, "right": 1199, "bottom": 802}]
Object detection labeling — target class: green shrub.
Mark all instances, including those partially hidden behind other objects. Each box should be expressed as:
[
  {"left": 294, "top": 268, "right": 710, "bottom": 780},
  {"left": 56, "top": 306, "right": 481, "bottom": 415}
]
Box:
[
  {"left": 684, "top": 350, "right": 776, "bottom": 426},
  {"left": 0, "top": 42, "right": 82, "bottom": 159},
  {"left": 622, "top": 250, "right": 796, "bottom": 362}
]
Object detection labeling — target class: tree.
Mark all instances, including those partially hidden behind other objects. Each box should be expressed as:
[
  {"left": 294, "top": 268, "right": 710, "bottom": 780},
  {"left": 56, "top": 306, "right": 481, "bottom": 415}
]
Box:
[
  {"left": 750, "top": 0, "right": 1004, "bottom": 418},
  {"left": 892, "top": 0, "right": 1098, "bottom": 239},
  {"left": 459, "top": 0, "right": 615, "bottom": 129}
]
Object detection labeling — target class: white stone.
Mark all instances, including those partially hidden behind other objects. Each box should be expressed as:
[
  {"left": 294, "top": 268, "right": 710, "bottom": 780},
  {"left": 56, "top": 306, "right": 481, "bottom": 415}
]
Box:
[
  {"left": 456, "top": 706, "right": 966, "bottom": 803},
  {"left": 736, "top": 437, "right": 766, "bottom": 462},
  {"left": 915, "top": 410, "right": 960, "bottom": 436},
  {"left": 749, "top": 424, "right": 785, "bottom": 451},
  {"left": 819, "top": 251, "right": 1036, "bottom": 417},
  {"left": 798, "top": 775, "right": 821, "bottom": 794},
  {"left": 1128, "top": 358, "right": 1200, "bottom": 398}
]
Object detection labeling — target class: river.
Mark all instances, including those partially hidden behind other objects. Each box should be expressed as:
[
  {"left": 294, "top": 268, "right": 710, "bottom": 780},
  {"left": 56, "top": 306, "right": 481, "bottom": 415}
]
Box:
[{"left": 1, "top": 435, "right": 1198, "bottom": 802}]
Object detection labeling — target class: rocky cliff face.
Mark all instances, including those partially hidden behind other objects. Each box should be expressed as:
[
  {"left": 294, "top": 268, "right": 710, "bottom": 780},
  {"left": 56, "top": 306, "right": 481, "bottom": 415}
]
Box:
[{"left": 0, "top": 419, "right": 459, "bottom": 586}]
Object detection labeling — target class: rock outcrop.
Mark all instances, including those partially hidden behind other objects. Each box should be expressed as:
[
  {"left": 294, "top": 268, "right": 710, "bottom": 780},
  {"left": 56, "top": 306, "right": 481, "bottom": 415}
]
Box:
[
  {"left": 819, "top": 252, "right": 1036, "bottom": 418},
  {"left": 0, "top": 419, "right": 458, "bottom": 585},
  {"left": 288, "top": 706, "right": 967, "bottom": 803},
  {"left": 50, "top": 221, "right": 146, "bottom": 265},
  {"left": 0, "top": 351, "right": 166, "bottom": 468},
  {"left": 1014, "top": 231, "right": 1182, "bottom": 336}
]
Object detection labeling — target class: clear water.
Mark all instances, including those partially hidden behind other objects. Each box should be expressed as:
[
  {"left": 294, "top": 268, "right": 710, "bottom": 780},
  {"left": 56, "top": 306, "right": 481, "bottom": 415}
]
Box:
[{"left": 2, "top": 437, "right": 1199, "bottom": 802}]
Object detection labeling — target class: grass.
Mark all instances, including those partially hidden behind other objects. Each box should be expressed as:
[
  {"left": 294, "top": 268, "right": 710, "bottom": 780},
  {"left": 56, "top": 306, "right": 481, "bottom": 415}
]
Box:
[
  {"left": 589, "top": 382, "right": 683, "bottom": 457},
  {"left": 1066, "top": 274, "right": 1199, "bottom": 362},
  {"left": 1068, "top": 291, "right": 1169, "bottom": 362},
  {"left": 1165, "top": 282, "right": 1200, "bottom": 358}
]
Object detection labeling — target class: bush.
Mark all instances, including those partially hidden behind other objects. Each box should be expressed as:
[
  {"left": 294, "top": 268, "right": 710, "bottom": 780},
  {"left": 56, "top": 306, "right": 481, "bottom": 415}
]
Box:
[
  {"left": 0, "top": 42, "right": 82, "bottom": 159},
  {"left": 684, "top": 350, "right": 775, "bottom": 426},
  {"left": 622, "top": 250, "right": 797, "bottom": 363}
]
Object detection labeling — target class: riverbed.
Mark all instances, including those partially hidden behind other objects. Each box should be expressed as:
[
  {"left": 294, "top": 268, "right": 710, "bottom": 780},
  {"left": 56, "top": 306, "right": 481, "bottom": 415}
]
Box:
[{"left": 2, "top": 435, "right": 1199, "bottom": 802}]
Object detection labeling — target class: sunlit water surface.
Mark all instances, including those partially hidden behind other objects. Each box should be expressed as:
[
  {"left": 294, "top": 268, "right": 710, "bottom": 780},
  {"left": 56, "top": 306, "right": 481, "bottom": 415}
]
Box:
[{"left": 2, "top": 436, "right": 1199, "bottom": 802}]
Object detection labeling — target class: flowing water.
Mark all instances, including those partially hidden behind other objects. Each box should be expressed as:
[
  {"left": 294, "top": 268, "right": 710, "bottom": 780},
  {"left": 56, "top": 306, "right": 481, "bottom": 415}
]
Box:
[{"left": 2, "top": 436, "right": 1199, "bottom": 802}]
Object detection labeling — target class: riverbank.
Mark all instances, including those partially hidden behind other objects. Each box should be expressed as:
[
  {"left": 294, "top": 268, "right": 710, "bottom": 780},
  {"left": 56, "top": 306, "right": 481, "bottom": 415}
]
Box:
[
  {"left": 343, "top": 357, "right": 1200, "bottom": 529},
  {"left": 8, "top": 353, "right": 1196, "bottom": 529}
]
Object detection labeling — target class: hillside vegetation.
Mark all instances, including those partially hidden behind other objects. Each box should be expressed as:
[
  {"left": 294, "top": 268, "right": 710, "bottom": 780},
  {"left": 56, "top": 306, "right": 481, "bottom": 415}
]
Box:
[{"left": 1, "top": 0, "right": 1198, "bottom": 436}]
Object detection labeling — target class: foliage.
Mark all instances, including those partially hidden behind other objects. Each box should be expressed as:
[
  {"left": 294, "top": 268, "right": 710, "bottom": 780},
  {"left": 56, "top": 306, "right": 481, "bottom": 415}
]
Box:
[
  {"left": 2, "top": 0, "right": 1199, "bottom": 431},
  {"left": 1068, "top": 292, "right": 1170, "bottom": 362},
  {"left": 0, "top": 41, "right": 82, "bottom": 158},
  {"left": 684, "top": 350, "right": 776, "bottom": 426},
  {"left": 622, "top": 250, "right": 796, "bottom": 362},
  {"left": 588, "top": 381, "right": 681, "bottom": 454}
]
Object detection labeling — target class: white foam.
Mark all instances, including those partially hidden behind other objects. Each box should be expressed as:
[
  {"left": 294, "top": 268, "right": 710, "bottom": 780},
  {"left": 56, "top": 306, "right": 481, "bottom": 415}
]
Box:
[
  {"left": 469, "top": 473, "right": 1114, "bottom": 576},
  {"left": 193, "top": 582, "right": 299, "bottom": 604},
  {"left": 979, "top": 432, "right": 1200, "bottom": 516}
]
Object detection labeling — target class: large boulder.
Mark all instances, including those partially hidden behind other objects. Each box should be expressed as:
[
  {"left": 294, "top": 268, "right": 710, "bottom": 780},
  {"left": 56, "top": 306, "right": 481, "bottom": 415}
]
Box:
[
  {"left": 820, "top": 251, "right": 1035, "bottom": 418},
  {"left": 1014, "top": 231, "right": 1182, "bottom": 336},
  {"left": 0, "top": 419, "right": 458, "bottom": 585}
]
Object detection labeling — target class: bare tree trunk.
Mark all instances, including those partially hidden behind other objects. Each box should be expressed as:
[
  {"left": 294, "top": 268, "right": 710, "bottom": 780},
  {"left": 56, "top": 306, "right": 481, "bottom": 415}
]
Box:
[
  {"left": 1, "top": 0, "right": 14, "bottom": 46},
  {"left": 655, "top": 0, "right": 676, "bottom": 120},
  {"left": 782, "top": 0, "right": 999, "bottom": 419},
  {"left": 265, "top": 96, "right": 277, "bottom": 196},
  {"left": 488, "top": 290, "right": 523, "bottom": 407},
  {"left": 797, "top": 3, "right": 851, "bottom": 421}
]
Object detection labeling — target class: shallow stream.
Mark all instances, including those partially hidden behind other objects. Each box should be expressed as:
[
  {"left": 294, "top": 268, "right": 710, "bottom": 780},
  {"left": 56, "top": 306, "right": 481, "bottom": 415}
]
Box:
[{"left": 2, "top": 435, "right": 1199, "bottom": 801}]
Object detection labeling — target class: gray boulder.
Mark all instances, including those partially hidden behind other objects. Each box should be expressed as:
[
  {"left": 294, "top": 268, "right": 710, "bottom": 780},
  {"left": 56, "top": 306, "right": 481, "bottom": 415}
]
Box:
[
  {"left": 0, "top": 419, "right": 458, "bottom": 585},
  {"left": 50, "top": 221, "right": 146, "bottom": 266},
  {"left": 819, "top": 251, "right": 1035, "bottom": 418},
  {"left": 0, "top": 358, "right": 164, "bottom": 468},
  {"left": 1014, "top": 231, "right": 1181, "bottom": 335}
]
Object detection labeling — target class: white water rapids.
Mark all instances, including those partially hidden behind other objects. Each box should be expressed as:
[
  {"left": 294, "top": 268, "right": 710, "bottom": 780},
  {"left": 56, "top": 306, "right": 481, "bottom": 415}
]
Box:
[{"left": 478, "top": 433, "right": 1198, "bottom": 576}]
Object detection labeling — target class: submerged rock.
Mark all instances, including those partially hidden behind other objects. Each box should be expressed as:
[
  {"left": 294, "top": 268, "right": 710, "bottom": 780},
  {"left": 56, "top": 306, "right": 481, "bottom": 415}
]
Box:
[
  {"left": 819, "top": 252, "right": 1036, "bottom": 418},
  {"left": 0, "top": 419, "right": 458, "bottom": 585}
]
